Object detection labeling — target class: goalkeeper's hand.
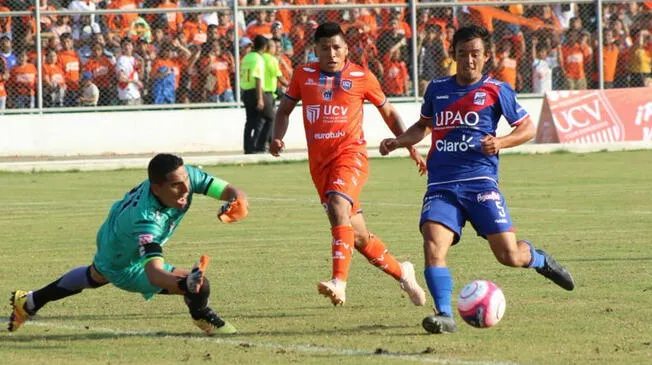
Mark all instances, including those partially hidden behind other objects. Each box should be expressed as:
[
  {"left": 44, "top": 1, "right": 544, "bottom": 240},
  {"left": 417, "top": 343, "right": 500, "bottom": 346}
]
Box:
[
  {"left": 217, "top": 196, "right": 248, "bottom": 223},
  {"left": 178, "top": 262, "right": 205, "bottom": 294}
]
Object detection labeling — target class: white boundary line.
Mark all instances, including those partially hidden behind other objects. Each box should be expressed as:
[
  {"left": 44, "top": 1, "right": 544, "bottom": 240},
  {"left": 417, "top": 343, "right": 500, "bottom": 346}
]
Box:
[
  {"left": 2, "top": 142, "right": 652, "bottom": 172},
  {"left": 0, "top": 319, "right": 521, "bottom": 365}
]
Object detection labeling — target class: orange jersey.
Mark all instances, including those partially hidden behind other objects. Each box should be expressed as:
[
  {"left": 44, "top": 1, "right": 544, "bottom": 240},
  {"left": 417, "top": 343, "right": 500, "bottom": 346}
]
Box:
[
  {"left": 57, "top": 50, "right": 81, "bottom": 91},
  {"left": 182, "top": 21, "right": 208, "bottom": 45},
  {"left": 286, "top": 61, "right": 386, "bottom": 172},
  {"left": 381, "top": 55, "right": 408, "bottom": 96},
  {"left": 43, "top": 63, "right": 65, "bottom": 87},
  {"left": 10, "top": 63, "right": 37, "bottom": 96},
  {"left": 492, "top": 54, "right": 517, "bottom": 89},
  {"left": 84, "top": 56, "right": 115, "bottom": 89},
  {"left": 200, "top": 55, "right": 232, "bottom": 95},
  {"left": 562, "top": 43, "right": 591, "bottom": 80},
  {"left": 151, "top": 58, "right": 182, "bottom": 88}
]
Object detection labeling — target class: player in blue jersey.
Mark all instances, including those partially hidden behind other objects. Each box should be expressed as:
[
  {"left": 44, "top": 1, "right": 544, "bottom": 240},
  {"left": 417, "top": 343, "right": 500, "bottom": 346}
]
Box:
[
  {"left": 8, "top": 153, "right": 249, "bottom": 336},
  {"left": 379, "top": 25, "right": 575, "bottom": 334}
]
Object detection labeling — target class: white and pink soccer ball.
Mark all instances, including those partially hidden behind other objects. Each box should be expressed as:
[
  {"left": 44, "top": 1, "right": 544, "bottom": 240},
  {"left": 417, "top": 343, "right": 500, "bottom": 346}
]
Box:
[{"left": 457, "top": 280, "right": 506, "bottom": 328}]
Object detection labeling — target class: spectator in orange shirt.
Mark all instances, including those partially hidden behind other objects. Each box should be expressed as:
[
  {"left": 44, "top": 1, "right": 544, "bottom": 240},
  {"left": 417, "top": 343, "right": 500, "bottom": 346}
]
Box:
[
  {"left": 182, "top": 12, "right": 208, "bottom": 45},
  {"left": 382, "top": 43, "right": 409, "bottom": 97},
  {"left": 0, "top": 57, "right": 8, "bottom": 110},
  {"left": 57, "top": 33, "right": 82, "bottom": 106},
  {"left": 84, "top": 42, "right": 116, "bottom": 106},
  {"left": 43, "top": 48, "right": 66, "bottom": 107},
  {"left": 490, "top": 38, "right": 518, "bottom": 90},
  {"left": 200, "top": 40, "right": 235, "bottom": 103},
  {"left": 273, "top": 37, "right": 293, "bottom": 96},
  {"left": 561, "top": 30, "right": 591, "bottom": 90},
  {"left": 0, "top": 6, "right": 12, "bottom": 40},
  {"left": 245, "top": 10, "right": 272, "bottom": 40},
  {"left": 9, "top": 50, "right": 37, "bottom": 109},
  {"left": 148, "top": 0, "right": 183, "bottom": 37},
  {"left": 591, "top": 29, "right": 619, "bottom": 89}
]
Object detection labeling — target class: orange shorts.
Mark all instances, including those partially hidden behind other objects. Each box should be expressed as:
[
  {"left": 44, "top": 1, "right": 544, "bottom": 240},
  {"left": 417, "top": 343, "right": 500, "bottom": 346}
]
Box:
[{"left": 310, "top": 151, "right": 369, "bottom": 215}]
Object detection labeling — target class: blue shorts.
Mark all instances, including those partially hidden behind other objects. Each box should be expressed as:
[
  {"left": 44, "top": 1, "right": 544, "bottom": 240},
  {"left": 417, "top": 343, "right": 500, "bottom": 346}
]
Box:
[{"left": 419, "top": 179, "right": 514, "bottom": 244}]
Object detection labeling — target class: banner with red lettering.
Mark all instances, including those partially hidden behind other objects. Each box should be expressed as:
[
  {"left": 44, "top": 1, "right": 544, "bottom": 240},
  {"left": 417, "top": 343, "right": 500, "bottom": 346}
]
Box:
[{"left": 535, "top": 89, "right": 652, "bottom": 144}]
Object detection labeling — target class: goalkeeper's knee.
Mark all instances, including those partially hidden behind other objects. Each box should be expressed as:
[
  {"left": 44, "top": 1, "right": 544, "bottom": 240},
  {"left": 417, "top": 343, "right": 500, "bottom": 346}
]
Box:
[{"left": 184, "top": 277, "right": 211, "bottom": 318}]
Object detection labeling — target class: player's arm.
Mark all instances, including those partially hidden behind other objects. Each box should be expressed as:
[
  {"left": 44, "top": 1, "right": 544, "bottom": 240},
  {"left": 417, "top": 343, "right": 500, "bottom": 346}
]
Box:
[
  {"left": 481, "top": 116, "right": 535, "bottom": 155},
  {"left": 145, "top": 257, "right": 186, "bottom": 294},
  {"left": 379, "top": 117, "right": 431, "bottom": 155},
  {"left": 269, "top": 95, "right": 298, "bottom": 156},
  {"left": 377, "top": 101, "right": 428, "bottom": 175},
  {"left": 204, "top": 177, "right": 249, "bottom": 223}
]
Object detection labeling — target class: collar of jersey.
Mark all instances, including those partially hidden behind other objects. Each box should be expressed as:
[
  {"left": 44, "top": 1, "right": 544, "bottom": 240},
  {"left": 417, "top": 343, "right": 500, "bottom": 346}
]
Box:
[
  {"left": 319, "top": 61, "right": 350, "bottom": 77},
  {"left": 453, "top": 74, "right": 489, "bottom": 90}
]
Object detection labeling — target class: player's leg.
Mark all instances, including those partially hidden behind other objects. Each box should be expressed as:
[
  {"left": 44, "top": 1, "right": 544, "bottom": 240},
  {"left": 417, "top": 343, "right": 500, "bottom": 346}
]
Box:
[
  {"left": 316, "top": 192, "right": 354, "bottom": 306},
  {"left": 465, "top": 183, "right": 575, "bottom": 291},
  {"left": 420, "top": 189, "right": 464, "bottom": 334},
  {"left": 117, "top": 263, "right": 236, "bottom": 335},
  {"left": 350, "top": 214, "right": 426, "bottom": 306},
  {"left": 8, "top": 264, "right": 108, "bottom": 332}
]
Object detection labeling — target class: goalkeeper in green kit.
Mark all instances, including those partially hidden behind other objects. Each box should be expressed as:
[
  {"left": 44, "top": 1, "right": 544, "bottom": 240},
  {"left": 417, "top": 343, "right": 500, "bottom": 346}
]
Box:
[{"left": 8, "top": 153, "right": 249, "bottom": 335}]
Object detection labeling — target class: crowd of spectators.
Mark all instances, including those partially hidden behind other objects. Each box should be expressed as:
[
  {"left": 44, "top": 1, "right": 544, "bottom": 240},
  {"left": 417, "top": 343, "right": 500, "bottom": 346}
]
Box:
[{"left": 0, "top": 1, "right": 649, "bottom": 110}]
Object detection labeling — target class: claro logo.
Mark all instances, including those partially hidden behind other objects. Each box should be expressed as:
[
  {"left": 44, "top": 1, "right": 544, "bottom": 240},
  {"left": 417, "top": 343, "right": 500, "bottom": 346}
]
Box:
[
  {"left": 435, "top": 135, "right": 476, "bottom": 152},
  {"left": 314, "top": 131, "right": 346, "bottom": 140}
]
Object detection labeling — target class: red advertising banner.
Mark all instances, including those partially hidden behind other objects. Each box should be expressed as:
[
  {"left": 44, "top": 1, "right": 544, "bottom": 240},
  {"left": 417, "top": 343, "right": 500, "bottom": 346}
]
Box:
[{"left": 535, "top": 88, "right": 652, "bottom": 144}]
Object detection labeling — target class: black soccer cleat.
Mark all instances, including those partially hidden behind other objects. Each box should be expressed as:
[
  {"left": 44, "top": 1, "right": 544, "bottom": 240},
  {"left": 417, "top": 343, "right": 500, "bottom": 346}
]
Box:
[
  {"left": 535, "top": 250, "right": 575, "bottom": 291},
  {"left": 422, "top": 313, "right": 458, "bottom": 334}
]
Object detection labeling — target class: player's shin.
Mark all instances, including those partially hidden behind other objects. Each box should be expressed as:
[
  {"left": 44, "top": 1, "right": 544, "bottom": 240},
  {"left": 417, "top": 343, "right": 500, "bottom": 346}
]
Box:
[
  {"left": 183, "top": 277, "right": 210, "bottom": 319},
  {"left": 521, "top": 240, "right": 545, "bottom": 268},
  {"left": 331, "top": 225, "right": 354, "bottom": 281},
  {"left": 30, "top": 265, "right": 106, "bottom": 314},
  {"left": 356, "top": 234, "right": 402, "bottom": 280},
  {"left": 424, "top": 266, "right": 454, "bottom": 317}
]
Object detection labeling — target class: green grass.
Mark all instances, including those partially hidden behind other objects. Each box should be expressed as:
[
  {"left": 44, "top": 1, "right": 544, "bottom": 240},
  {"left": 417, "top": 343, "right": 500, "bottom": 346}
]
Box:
[{"left": 1, "top": 151, "right": 651, "bottom": 365}]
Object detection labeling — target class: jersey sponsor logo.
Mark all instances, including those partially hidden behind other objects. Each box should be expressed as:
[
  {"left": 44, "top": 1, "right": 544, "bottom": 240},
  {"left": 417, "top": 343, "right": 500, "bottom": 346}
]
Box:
[
  {"left": 436, "top": 95, "right": 449, "bottom": 100},
  {"left": 314, "top": 130, "right": 345, "bottom": 140},
  {"left": 322, "top": 89, "right": 333, "bottom": 100},
  {"left": 477, "top": 191, "right": 501, "bottom": 203},
  {"left": 305, "top": 78, "right": 316, "bottom": 85},
  {"left": 434, "top": 110, "right": 480, "bottom": 127},
  {"left": 349, "top": 71, "right": 365, "bottom": 77},
  {"left": 333, "top": 178, "right": 345, "bottom": 186},
  {"left": 138, "top": 233, "right": 154, "bottom": 244},
  {"left": 341, "top": 79, "right": 352, "bottom": 90},
  {"left": 306, "top": 104, "right": 320, "bottom": 124},
  {"left": 303, "top": 67, "right": 316, "bottom": 72},
  {"left": 494, "top": 218, "right": 508, "bottom": 224},
  {"left": 435, "top": 134, "right": 476, "bottom": 152},
  {"left": 473, "top": 92, "right": 487, "bottom": 105}
]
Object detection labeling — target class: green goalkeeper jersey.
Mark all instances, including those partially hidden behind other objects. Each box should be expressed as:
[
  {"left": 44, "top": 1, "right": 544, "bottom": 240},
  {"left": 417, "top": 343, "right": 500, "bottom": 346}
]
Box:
[{"left": 93, "top": 165, "right": 219, "bottom": 274}]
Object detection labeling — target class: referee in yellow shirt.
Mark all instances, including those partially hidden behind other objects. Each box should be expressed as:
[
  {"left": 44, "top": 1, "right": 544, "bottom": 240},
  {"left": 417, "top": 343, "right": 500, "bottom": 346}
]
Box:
[
  {"left": 258, "top": 38, "right": 289, "bottom": 153},
  {"left": 240, "top": 35, "right": 268, "bottom": 154}
]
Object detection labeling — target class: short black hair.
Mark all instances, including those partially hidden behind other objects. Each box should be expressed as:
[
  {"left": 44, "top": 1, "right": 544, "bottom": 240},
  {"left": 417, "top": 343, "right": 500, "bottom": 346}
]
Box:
[
  {"left": 148, "top": 153, "right": 184, "bottom": 185},
  {"left": 452, "top": 25, "right": 491, "bottom": 54},
  {"left": 314, "top": 22, "right": 344, "bottom": 42},
  {"left": 252, "top": 34, "right": 268, "bottom": 51}
]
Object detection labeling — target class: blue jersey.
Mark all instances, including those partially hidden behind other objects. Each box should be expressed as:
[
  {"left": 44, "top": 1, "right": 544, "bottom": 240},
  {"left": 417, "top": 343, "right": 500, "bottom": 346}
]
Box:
[
  {"left": 420, "top": 75, "right": 528, "bottom": 188},
  {"left": 94, "top": 165, "right": 215, "bottom": 273}
]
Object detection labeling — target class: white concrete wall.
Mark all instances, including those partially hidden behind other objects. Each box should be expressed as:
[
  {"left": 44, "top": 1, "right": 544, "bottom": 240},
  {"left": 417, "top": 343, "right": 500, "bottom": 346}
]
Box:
[{"left": 0, "top": 98, "right": 544, "bottom": 157}]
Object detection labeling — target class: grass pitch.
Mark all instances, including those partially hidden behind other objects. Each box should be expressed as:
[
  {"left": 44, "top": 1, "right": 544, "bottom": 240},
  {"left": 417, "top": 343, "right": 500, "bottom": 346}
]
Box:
[{"left": 1, "top": 151, "right": 651, "bottom": 365}]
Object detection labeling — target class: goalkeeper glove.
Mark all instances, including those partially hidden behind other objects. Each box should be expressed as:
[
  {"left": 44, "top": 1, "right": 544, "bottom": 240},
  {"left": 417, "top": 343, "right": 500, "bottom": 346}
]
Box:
[
  {"left": 177, "top": 261, "right": 205, "bottom": 294},
  {"left": 217, "top": 196, "right": 248, "bottom": 223}
]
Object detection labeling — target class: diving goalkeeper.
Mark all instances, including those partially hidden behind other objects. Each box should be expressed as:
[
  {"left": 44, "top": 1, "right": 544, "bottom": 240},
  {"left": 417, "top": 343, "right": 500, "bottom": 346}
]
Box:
[{"left": 8, "top": 153, "right": 248, "bottom": 335}]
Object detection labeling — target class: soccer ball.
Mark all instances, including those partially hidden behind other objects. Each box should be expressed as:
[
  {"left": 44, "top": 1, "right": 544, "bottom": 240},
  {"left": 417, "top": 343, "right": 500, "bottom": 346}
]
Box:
[{"left": 457, "top": 280, "right": 506, "bottom": 328}]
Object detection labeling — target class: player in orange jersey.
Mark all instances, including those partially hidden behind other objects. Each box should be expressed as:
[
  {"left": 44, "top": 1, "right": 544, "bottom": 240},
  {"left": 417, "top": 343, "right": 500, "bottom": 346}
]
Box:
[{"left": 270, "top": 22, "right": 427, "bottom": 307}]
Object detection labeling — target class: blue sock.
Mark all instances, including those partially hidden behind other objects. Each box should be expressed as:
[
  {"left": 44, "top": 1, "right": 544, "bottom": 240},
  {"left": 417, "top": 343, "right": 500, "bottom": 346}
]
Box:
[
  {"left": 524, "top": 240, "right": 545, "bottom": 268},
  {"left": 424, "top": 266, "right": 453, "bottom": 317}
]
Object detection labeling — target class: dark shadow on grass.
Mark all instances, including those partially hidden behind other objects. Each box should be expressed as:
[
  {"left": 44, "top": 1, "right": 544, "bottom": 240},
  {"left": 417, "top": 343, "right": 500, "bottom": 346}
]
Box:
[{"left": 29, "top": 311, "right": 184, "bottom": 321}]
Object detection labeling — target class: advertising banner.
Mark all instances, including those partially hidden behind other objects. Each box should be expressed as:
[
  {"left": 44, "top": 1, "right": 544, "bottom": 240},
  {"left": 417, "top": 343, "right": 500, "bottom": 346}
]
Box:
[{"left": 535, "top": 89, "right": 652, "bottom": 143}]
